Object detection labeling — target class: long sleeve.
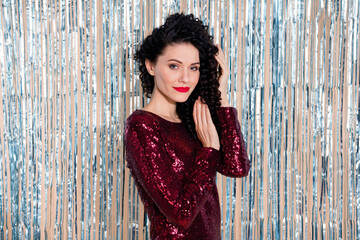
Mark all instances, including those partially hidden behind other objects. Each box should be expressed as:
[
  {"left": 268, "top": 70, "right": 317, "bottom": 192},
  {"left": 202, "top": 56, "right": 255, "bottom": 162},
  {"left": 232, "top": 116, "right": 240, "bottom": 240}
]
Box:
[
  {"left": 216, "top": 107, "right": 251, "bottom": 177},
  {"left": 124, "top": 116, "right": 220, "bottom": 229}
]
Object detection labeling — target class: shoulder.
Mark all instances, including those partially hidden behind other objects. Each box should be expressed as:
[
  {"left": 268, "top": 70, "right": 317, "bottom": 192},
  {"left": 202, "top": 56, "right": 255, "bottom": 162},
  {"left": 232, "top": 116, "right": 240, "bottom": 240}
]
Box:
[
  {"left": 125, "top": 110, "right": 160, "bottom": 134},
  {"left": 124, "top": 110, "right": 163, "bottom": 150}
]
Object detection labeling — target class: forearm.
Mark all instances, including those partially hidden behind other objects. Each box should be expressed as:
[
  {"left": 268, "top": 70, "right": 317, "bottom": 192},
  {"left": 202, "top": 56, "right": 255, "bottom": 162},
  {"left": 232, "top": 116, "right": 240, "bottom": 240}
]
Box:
[
  {"left": 219, "top": 89, "right": 230, "bottom": 107},
  {"left": 216, "top": 107, "right": 250, "bottom": 177}
]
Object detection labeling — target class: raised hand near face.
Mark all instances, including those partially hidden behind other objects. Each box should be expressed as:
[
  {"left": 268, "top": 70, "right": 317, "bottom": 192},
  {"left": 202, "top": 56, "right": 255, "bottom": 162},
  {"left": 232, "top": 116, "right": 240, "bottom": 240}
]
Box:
[
  {"left": 214, "top": 44, "right": 230, "bottom": 107},
  {"left": 193, "top": 96, "right": 220, "bottom": 151}
]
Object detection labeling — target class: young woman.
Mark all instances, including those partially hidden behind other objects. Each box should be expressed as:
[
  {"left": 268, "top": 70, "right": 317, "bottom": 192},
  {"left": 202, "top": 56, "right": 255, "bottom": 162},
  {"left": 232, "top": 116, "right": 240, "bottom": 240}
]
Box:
[{"left": 125, "top": 13, "right": 250, "bottom": 239}]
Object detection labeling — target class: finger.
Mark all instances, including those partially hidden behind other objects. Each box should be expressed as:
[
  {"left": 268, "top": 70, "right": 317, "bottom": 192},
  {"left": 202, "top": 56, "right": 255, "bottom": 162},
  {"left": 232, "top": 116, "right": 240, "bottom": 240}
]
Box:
[
  {"left": 214, "top": 45, "right": 225, "bottom": 68},
  {"left": 201, "top": 101, "right": 208, "bottom": 127},
  {"left": 216, "top": 44, "right": 225, "bottom": 57},
  {"left": 214, "top": 51, "right": 226, "bottom": 65},
  {"left": 215, "top": 45, "right": 227, "bottom": 63},
  {"left": 214, "top": 53, "right": 229, "bottom": 75},
  {"left": 205, "top": 105, "right": 213, "bottom": 125},
  {"left": 199, "top": 99, "right": 205, "bottom": 127},
  {"left": 214, "top": 49, "right": 226, "bottom": 65},
  {"left": 193, "top": 98, "right": 199, "bottom": 128},
  {"left": 196, "top": 98, "right": 202, "bottom": 128},
  {"left": 214, "top": 55, "right": 227, "bottom": 70}
]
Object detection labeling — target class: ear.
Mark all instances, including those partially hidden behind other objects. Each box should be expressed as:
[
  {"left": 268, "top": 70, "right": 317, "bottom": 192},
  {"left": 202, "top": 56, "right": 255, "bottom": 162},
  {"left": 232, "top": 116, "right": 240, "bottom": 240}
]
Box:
[{"left": 145, "top": 59, "right": 155, "bottom": 76}]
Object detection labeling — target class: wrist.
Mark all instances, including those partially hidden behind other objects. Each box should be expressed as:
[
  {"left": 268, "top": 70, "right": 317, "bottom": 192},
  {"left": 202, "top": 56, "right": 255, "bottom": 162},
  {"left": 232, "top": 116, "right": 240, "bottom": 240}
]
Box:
[
  {"left": 210, "top": 142, "right": 220, "bottom": 151},
  {"left": 219, "top": 90, "right": 230, "bottom": 107},
  {"left": 202, "top": 142, "right": 220, "bottom": 151}
]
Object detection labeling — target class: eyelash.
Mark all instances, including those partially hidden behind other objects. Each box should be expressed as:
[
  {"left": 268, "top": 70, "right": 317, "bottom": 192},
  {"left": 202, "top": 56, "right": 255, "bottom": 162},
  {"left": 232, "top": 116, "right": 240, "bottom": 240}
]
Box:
[
  {"left": 169, "top": 64, "right": 199, "bottom": 71},
  {"left": 169, "top": 64, "right": 178, "bottom": 69},
  {"left": 190, "top": 66, "right": 199, "bottom": 71}
]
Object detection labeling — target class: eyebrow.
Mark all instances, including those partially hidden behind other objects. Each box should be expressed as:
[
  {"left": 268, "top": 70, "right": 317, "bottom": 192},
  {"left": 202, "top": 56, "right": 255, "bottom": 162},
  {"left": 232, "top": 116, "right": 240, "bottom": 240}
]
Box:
[{"left": 167, "top": 59, "right": 200, "bottom": 65}]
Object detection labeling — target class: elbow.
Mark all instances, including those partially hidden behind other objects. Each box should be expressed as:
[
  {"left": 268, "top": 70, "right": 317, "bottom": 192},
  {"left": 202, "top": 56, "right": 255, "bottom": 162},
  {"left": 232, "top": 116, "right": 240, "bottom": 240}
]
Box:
[
  {"left": 170, "top": 209, "right": 199, "bottom": 229},
  {"left": 173, "top": 218, "right": 193, "bottom": 230},
  {"left": 223, "top": 156, "right": 251, "bottom": 178},
  {"left": 242, "top": 157, "right": 251, "bottom": 176},
  {"left": 231, "top": 166, "right": 250, "bottom": 178},
  {"left": 237, "top": 157, "right": 251, "bottom": 177},
  {"left": 235, "top": 152, "right": 251, "bottom": 177}
]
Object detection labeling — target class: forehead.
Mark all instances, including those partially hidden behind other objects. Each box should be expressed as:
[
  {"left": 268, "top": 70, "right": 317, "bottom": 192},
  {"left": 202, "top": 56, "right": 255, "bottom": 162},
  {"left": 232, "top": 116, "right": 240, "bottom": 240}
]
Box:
[{"left": 158, "top": 43, "right": 200, "bottom": 62}]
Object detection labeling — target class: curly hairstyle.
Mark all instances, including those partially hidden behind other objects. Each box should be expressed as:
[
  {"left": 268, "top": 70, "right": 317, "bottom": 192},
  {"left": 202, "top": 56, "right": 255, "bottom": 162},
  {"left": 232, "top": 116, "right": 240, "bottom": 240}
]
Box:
[{"left": 134, "top": 13, "right": 222, "bottom": 139}]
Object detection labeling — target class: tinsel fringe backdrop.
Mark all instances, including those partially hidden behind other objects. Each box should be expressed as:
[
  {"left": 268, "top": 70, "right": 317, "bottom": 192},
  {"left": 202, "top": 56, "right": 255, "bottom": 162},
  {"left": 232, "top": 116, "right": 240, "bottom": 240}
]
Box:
[{"left": 0, "top": 0, "right": 359, "bottom": 239}]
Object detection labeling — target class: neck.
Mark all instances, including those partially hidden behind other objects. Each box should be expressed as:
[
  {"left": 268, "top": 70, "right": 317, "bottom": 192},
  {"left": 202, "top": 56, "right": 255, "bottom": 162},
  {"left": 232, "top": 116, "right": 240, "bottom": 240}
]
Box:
[{"left": 143, "top": 92, "right": 180, "bottom": 122}]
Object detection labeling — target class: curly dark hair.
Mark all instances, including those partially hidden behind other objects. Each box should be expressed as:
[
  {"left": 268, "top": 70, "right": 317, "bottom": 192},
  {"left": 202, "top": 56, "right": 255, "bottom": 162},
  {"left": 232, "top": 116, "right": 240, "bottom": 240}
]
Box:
[{"left": 134, "top": 13, "right": 222, "bottom": 139}]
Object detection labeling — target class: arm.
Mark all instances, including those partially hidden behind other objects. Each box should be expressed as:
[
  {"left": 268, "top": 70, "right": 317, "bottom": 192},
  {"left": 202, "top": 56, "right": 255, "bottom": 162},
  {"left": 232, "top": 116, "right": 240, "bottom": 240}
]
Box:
[
  {"left": 212, "top": 45, "right": 250, "bottom": 177},
  {"left": 192, "top": 97, "right": 250, "bottom": 177},
  {"left": 125, "top": 117, "right": 220, "bottom": 229},
  {"left": 216, "top": 107, "right": 251, "bottom": 177}
]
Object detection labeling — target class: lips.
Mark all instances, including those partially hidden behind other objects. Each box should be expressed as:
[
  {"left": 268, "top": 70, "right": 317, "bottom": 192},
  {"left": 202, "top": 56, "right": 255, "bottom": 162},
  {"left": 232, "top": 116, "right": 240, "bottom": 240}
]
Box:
[{"left": 173, "top": 87, "right": 190, "bottom": 93}]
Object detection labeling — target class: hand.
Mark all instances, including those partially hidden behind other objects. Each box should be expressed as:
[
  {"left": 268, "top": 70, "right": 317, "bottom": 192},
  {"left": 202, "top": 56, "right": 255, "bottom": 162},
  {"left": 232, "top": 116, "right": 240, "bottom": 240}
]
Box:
[
  {"left": 193, "top": 96, "right": 220, "bottom": 150},
  {"left": 214, "top": 45, "right": 230, "bottom": 107}
]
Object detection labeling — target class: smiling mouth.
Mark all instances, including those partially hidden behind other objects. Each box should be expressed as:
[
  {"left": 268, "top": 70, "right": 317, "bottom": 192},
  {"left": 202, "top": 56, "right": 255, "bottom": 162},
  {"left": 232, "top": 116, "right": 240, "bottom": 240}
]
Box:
[{"left": 173, "top": 87, "right": 190, "bottom": 92}]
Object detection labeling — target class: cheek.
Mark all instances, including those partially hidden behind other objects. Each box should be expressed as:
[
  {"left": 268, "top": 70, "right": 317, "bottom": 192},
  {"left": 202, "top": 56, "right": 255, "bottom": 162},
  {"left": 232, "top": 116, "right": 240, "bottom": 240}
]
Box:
[
  {"left": 193, "top": 73, "right": 200, "bottom": 84},
  {"left": 154, "top": 69, "right": 172, "bottom": 85},
  {"left": 161, "top": 70, "right": 177, "bottom": 84}
]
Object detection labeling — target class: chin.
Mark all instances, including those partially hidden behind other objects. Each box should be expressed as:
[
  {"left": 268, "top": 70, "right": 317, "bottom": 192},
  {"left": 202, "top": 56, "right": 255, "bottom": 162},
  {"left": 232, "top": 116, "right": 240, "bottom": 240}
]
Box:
[
  {"left": 173, "top": 98, "right": 188, "bottom": 103},
  {"left": 167, "top": 90, "right": 194, "bottom": 103},
  {"left": 173, "top": 94, "right": 192, "bottom": 103}
]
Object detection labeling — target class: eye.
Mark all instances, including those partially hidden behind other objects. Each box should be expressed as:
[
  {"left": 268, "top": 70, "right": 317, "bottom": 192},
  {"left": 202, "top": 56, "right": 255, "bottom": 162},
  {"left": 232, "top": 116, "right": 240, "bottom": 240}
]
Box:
[
  {"left": 190, "top": 66, "right": 199, "bottom": 71},
  {"left": 169, "top": 64, "right": 178, "bottom": 69}
]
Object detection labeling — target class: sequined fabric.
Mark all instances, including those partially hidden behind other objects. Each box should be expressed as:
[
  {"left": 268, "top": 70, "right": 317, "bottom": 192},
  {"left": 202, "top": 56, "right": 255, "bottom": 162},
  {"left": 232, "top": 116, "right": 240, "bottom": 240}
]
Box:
[{"left": 124, "top": 107, "right": 250, "bottom": 239}]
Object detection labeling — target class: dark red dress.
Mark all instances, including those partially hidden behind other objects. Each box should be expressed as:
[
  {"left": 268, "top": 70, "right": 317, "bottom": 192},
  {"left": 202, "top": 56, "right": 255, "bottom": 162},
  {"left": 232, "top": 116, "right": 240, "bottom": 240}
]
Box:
[{"left": 124, "top": 107, "right": 250, "bottom": 239}]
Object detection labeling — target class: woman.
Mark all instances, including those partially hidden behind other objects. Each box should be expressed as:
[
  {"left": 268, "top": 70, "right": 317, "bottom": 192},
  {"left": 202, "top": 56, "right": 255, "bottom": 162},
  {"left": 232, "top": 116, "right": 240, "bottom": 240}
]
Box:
[{"left": 125, "top": 13, "right": 250, "bottom": 239}]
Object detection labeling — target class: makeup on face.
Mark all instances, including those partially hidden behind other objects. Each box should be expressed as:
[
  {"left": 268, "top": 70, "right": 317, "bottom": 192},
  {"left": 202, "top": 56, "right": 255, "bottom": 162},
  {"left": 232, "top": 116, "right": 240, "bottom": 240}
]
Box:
[
  {"left": 173, "top": 87, "right": 190, "bottom": 92},
  {"left": 146, "top": 43, "right": 200, "bottom": 104}
]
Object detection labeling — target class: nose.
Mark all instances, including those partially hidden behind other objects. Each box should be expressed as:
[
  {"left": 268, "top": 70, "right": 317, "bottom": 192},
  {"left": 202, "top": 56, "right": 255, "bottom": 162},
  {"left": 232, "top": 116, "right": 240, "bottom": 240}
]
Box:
[{"left": 180, "top": 68, "right": 190, "bottom": 83}]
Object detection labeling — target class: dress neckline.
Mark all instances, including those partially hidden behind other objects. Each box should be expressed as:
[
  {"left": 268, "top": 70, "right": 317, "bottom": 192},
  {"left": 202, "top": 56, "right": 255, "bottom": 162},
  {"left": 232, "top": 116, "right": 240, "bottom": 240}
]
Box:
[{"left": 136, "top": 109, "right": 183, "bottom": 124}]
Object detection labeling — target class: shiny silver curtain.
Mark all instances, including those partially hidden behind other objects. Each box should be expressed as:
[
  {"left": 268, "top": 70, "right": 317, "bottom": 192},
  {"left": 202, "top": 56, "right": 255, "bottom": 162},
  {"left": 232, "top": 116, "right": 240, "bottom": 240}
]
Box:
[{"left": 0, "top": 0, "right": 359, "bottom": 239}]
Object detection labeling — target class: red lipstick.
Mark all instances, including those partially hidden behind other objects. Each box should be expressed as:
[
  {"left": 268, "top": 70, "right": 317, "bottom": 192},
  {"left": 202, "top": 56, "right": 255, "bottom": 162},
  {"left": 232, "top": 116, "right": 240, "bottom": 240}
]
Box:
[{"left": 173, "top": 87, "right": 190, "bottom": 92}]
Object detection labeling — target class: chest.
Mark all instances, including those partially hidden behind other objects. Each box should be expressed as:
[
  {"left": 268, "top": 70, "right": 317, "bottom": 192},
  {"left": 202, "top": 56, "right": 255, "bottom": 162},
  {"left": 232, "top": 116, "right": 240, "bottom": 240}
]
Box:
[{"left": 158, "top": 124, "right": 201, "bottom": 173}]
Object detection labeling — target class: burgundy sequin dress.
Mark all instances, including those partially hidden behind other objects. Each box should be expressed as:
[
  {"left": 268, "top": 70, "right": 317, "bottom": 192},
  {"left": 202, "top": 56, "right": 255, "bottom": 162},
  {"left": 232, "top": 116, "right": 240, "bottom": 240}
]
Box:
[{"left": 124, "top": 107, "right": 250, "bottom": 240}]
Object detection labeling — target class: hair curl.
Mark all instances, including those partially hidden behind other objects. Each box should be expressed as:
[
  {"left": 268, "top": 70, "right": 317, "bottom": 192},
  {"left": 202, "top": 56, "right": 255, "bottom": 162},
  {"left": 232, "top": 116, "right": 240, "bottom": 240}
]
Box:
[{"left": 134, "top": 13, "right": 222, "bottom": 139}]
